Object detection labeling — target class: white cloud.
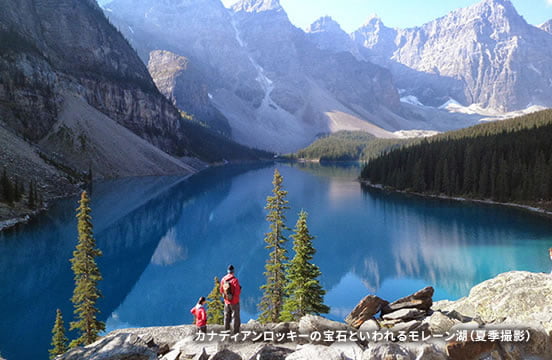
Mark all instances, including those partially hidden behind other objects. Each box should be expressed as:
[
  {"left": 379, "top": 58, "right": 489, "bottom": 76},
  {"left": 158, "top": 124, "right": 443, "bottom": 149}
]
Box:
[{"left": 548, "top": 0, "right": 552, "bottom": 6}]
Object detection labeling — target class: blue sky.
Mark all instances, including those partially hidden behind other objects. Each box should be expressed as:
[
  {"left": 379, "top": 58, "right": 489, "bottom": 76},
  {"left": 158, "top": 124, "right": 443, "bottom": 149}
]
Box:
[{"left": 222, "top": 0, "right": 552, "bottom": 32}]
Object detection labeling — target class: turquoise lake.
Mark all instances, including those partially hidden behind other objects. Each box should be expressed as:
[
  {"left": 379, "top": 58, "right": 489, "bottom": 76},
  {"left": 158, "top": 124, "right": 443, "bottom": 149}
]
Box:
[{"left": 1, "top": 162, "right": 551, "bottom": 359}]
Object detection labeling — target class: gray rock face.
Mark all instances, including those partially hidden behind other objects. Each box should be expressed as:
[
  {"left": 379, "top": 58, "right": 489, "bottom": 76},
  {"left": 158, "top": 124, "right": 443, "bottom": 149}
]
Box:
[
  {"left": 382, "top": 286, "right": 434, "bottom": 315},
  {"left": 285, "top": 344, "right": 343, "bottom": 360},
  {"left": 0, "top": 0, "right": 207, "bottom": 193},
  {"left": 363, "top": 343, "right": 414, "bottom": 360},
  {"left": 104, "top": 0, "right": 404, "bottom": 152},
  {"left": 247, "top": 345, "right": 294, "bottom": 360},
  {"left": 422, "top": 311, "right": 460, "bottom": 334},
  {"left": 344, "top": 295, "right": 388, "bottom": 328},
  {"left": 147, "top": 50, "right": 231, "bottom": 136},
  {"left": 382, "top": 308, "right": 425, "bottom": 321},
  {"left": 298, "top": 315, "right": 349, "bottom": 335},
  {"left": 306, "top": 16, "right": 358, "bottom": 55},
  {"left": 59, "top": 333, "right": 157, "bottom": 360},
  {"left": 0, "top": 0, "right": 187, "bottom": 154},
  {"left": 540, "top": 19, "right": 552, "bottom": 34},
  {"left": 210, "top": 348, "right": 242, "bottom": 360},
  {"left": 433, "top": 271, "right": 552, "bottom": 334},
  {"left": 351, "top": 0, "right": 552, "bottom": 111}
]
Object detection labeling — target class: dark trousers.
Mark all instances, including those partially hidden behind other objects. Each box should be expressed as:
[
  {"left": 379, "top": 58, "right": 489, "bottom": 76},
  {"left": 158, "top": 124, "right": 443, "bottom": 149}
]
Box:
[
  {"left": 224, "top": 303, "right": 241, "bottom": 334},
  {"left": 197, "top": 325, "right": 207, "bottom": 333}
]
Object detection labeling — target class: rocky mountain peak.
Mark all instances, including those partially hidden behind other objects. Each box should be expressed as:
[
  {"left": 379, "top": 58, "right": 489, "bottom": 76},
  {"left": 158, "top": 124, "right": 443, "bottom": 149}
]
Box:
[
  {"left": 357, "top": 14, "right": 392, "bottom": 36},
  {"left": 306, "top": 16, "right": 343, "bottom": 34},
  {"left": 456, "top": 0, "right": 523, "bottom": 26},
  {"left": 232, "top": 0, "right": 282, "bottom": 13},
  {"left": 540, "top": 19, "right": 552, "bottom": 34},
  {"left": 363, "top": 14, "right": 383, "bottom": 27}
]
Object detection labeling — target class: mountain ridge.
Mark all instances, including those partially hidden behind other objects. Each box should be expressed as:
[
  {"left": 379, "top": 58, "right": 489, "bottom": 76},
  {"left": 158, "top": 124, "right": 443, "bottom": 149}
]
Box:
[
  {"left": 313, "top": 0, "right": 552, "bottom": 112},
  {"left": 104, "top": 0, "right": 418, "bottom": 152}
]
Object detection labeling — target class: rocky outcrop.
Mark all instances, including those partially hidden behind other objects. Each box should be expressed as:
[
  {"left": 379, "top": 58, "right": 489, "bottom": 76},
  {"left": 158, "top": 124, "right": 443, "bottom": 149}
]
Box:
[
  {"left": 57, "top": 271, "right": 552, "bottom": 360},
  {"left": 432, "top": 271, "right": 552, "bottom": 334},
  {"left": 147, "top": 50, "right": 232, "bottom": 137},
  {"left": 381, "top": 286, "right": 434, "bottom": 315},
  {"left": 103, "top": 0, "right": 407, "bottom": 153},
  {"left": 0, "top": 0, "right": 207, "bottom": 200},
  {"left": 60, "top": 333, "right": 157, "bottom": 360},
  {"left": 0, "top": 0, "right": 189, "bottom": 155},
  {"left": 306, "top": 16, "right": 358, "bottom": 56},
  {"left": 540, "top": 20, "right": 552, "bottom": 35},
  {"left": 350, "top": 0, "right": 552, "bottom": 112},
  {"left": 344, "top": 295, "right": 388, "bottom": 328}
]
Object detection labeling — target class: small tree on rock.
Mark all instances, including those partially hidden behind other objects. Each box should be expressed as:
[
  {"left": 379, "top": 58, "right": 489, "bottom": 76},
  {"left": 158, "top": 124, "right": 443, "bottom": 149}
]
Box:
[
  {"left": 69, "top": 191, "right": 105, "bottom": 347},
  {"left": 49, "top": 309, "right": 68, "bottom": 359},
  {"left": 281, "top": 210, "right": 329, "bottom": 321},
  {"left": 259, "top": 169, "right": 290, "bottom": 323},
  {"left": 206, "top": 276, "right": 224, "bottom": 325}
]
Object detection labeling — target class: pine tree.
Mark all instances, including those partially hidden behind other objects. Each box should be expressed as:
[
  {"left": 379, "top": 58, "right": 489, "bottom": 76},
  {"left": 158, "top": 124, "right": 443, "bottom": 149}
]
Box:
[
  {"left": 28, "top": 180, "right": 35, "bottom": 209},
  {"left": 69, "top": 191, "right": 105, "bottom": 347},
  {"left": 1, "top": 168, "right": 14, "bottom": 204},
  {"left": 206, "top": 276, "right": 224, "bottom": 325},
  {"left": 49, "top": 309, "right": 68, "bottom": 359},
  {"left": 258, "top": 169, "right": 290, "bottom": 324},
  {"left": 281, "top": 211, "right": 329, "bottom": 321},
  {"left": 14, "top": 177, "right": 20, "bottom": 202}
]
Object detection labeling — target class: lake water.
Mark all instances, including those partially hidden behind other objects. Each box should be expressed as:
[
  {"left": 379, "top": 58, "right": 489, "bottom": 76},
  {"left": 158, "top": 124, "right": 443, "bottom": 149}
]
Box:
[{"left": 1, "top": 162, "right": 551, "bottom": 359}]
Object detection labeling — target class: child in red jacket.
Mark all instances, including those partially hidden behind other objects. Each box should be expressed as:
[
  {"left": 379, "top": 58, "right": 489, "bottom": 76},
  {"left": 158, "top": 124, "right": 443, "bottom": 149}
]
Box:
[{"left": 190, "top": 296, "right": 207, "bottom": 333}]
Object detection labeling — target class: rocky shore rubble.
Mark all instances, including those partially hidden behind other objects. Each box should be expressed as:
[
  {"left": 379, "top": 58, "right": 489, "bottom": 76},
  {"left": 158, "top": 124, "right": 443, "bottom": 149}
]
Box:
[{"left": 58, "top": 271, "right": 552, "bottom": 360}]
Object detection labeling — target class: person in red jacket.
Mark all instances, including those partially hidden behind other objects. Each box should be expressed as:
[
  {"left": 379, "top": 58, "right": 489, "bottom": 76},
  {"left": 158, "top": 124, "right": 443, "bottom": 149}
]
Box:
[
  {"left": 190, "top": 296, "right": 207, "bottom": 333},
  {"left": 220, "top": 264, "right": 242, "bottom": 334}
]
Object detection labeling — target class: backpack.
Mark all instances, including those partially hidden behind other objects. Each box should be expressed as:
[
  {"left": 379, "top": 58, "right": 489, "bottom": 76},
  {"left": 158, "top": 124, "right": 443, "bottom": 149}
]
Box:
[{"left": 222, "top": 278, "right": 233, "bottom": 301}]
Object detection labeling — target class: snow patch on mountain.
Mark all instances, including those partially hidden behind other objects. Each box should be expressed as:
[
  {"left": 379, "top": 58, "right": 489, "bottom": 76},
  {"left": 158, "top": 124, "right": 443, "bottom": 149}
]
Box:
[
  {"left": 393, "top": 130, "right": 441, "bottom": 138},
  {"left": 400, "top": 95, "right": 424, "bottom": 107}
]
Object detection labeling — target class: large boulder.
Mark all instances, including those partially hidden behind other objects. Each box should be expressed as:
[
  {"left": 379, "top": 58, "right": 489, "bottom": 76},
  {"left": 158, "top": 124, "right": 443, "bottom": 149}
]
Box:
[
  {"left": 445, "top": 341, "right": 497, "bottom": 360},
  {"left": 362, "top": 343, "right": 414, "bottom": 360},
  {"left": 345, "top": 295, "right": 389, "bottom": 328},
  {"left": 285, "top": 344, "right": 343, "bottom": 360},
  {"left": 59, "top": 333, "right": 157, "bottom": 360},
  {"left": 422, "top": 311, "right": 460, "bottom": 334},
  {"left": 209, "top": 348, "right": 242, "bottom": 360},
  {"left": 111, "top": 325, "right": 198, "bottom": 349},
  {"left": 432, "top": 272, "right": 552, "bottom": 334},
  {"left": 382, "top": 308, "right": 425, "bottom": 322},
  {"left": 402, "top": 343, "right": 447, "bottom": 360},
  {"left": 299, "top": 315, "right": 349, "bottom": 334},
  {"left": 160, "top": 349, "right": 181, "bottom": 360},
  {"left": 381, "top": 287, "right": 434, "bottom": 315},
  {"left": 246, "top": 345, "right": 294, "bottom": 360},
  {"left": 329, "top": 342, "right": 365, "bottom": 360}
]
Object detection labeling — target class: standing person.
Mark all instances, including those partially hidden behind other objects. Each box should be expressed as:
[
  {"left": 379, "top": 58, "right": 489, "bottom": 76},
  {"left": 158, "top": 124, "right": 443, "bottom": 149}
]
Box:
[
  {"left": 220, "top": 265, "right": 242, "bottom": 334},
  {"left": 190, "top": 296, "right": 207, "bottom": 333}
]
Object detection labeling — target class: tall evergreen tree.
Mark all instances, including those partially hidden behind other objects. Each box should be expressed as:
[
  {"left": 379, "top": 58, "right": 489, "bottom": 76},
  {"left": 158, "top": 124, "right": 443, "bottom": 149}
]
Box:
[
  {"left": 1, "top": 168, "right": 14, "bottom": 204},
  {"left": 258, "top": 169, "right": 290, "bottom": 324},
  {"left": 14, "top": 177, "right": 20, "bottom": 202},
  {"left": 206, "top": 276, "right": 224, "bottom": 325},
  {"left": 281, "top": 211, "right": 329, "bottom": 321},
  {"left": 49, "top": 309, "right": 68, "bottom": 359},
  {"left": 28, "top": 180, "right": 35, "bottom": 209},
  {"left": 69, "top": 191, "right": 105, "bottom": 347}
]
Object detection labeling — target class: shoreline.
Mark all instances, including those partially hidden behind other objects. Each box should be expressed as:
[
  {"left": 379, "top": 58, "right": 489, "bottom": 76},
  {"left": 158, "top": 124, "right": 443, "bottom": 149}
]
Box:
[
  {"left": 0, "top": 158, "right": 273, "bottom": 233},
  {"left": 0, "top": 170, "right": 202, "bottom": 233},
  {"left": 360, "top": 179, "right": 552, "bottom": 218}
]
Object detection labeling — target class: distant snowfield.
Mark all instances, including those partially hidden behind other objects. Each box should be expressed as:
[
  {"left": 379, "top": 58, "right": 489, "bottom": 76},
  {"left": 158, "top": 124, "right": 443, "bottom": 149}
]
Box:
[
  {"left": 438, "top": 97, "right": 547, "bottom": 119},
  {"left": 393, "top": 130, "right": 440, "bottom": 138},
  {"left": 397, "top": 94, "right": 549, "bottom": 139}
]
